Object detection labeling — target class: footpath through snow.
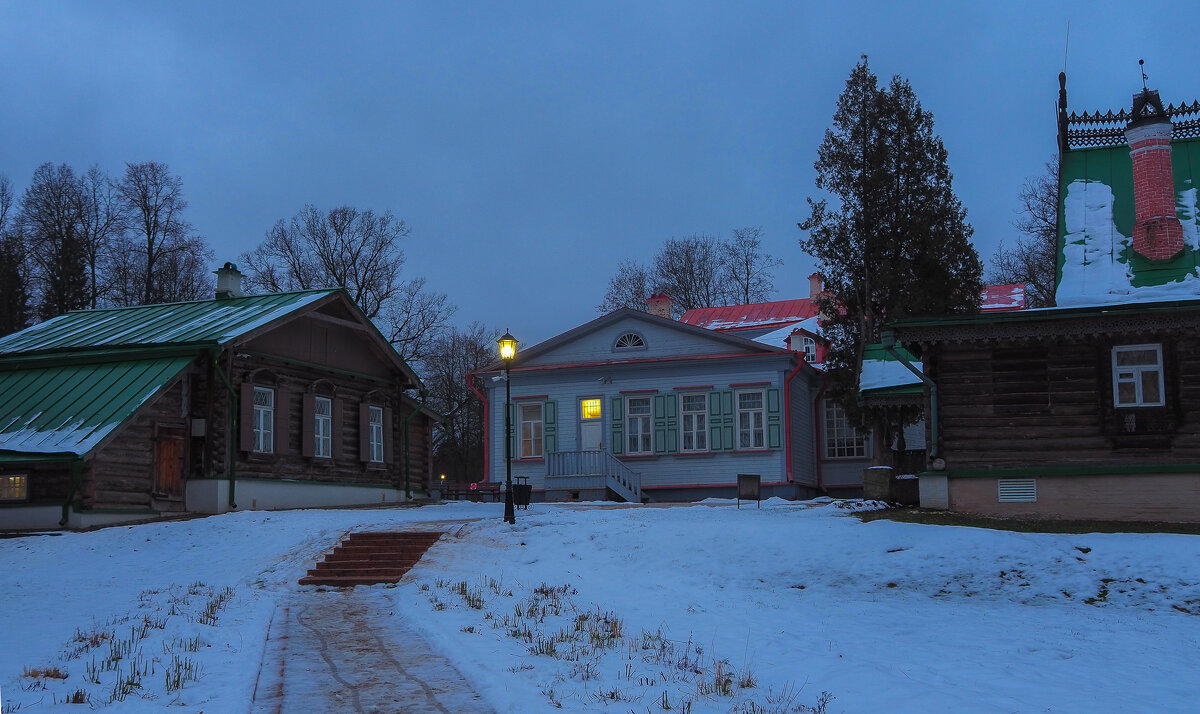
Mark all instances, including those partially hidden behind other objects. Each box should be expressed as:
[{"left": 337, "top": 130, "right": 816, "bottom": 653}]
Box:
[{"left": 1, "top": 499, "right": 1199, "bottom": 712}]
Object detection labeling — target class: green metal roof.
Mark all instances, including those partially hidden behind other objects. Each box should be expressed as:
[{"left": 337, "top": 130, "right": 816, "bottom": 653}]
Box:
[
  {"left": 0, "top": 356, "right": 196, "bottom": 457},
  {"left": 859, "top": 343, "right": 923, "bottom": 395},
  {"left": 889, "top": 297, "right": 1200, "bottom": 330},
  {"left": 0, "top": 289, "right": 337, "bottom": 355}
]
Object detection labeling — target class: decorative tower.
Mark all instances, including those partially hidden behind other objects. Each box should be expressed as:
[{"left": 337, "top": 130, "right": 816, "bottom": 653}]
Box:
[{"left": 1123, "top": 86, "right": 1183, "bottom": 261}]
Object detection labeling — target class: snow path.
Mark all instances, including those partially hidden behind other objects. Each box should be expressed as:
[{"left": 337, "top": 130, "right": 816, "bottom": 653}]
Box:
[{"left": 251, "top": 589, "right": 492, "bottom": 713}]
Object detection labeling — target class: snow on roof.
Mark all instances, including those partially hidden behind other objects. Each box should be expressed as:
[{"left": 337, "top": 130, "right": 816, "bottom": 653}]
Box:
[
  {"left": 0, "top": 289, "right": 337, "bottom": 354},
  {"left": 0, "top": 356, "right": 194, "bottom": 456},
  {"left": 981, "top": 283, "right": 1026, "bottom": 311},
  {"left": 679, "top": 299, "right": 819, "bottom": 331},
  {"left": 859, "top": 344, "right": 922, "bottom": 393},
  {"left": 1057, "top": 180, "right": 1200, "bottom": 306}
]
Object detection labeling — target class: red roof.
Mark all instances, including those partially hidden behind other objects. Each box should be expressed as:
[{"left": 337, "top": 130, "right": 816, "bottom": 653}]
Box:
[
  {"left": 679, "top": 299, "right": 819, "bottom": 332},
  {"left": 980, "top": 283, "right": 1026, "bottom": 312}
]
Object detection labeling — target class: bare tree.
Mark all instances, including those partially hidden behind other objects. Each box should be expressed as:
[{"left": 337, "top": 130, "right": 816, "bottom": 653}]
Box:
[
  {"left": 117, "top": 161, "right": 205, "bottom": 305},
  {"left": 652, "top": 234, "right": 731, "bottom": 314},
  {"left": 20, "top": 163, "right": 89, "bottom": 319},
  {"left": 382, "top": 277, "right": 455, "bottom": 365},
  {"left": 596, "top": 259, "right": 655, "bottom": 313},
  {"left": 989, "top": 157, "right": 1059, "bottom": 308},
  {"left": 421, "top": 322, "right": 496, "bottom": 482},
  {"left": 241, "top": 204, "right": 455, "bottom": 364},
  {"left": 73, "top": 165, "right": 127, "bottom": 307},
  {"left": 0, "top": 174, "right": 29, "bottom": 336},
  {"left": 723, "top": 226, "right": 781, "bottom": 304}
]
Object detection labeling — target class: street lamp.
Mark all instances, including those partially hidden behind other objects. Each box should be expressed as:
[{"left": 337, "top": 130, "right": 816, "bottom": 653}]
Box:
[{"left": 498, "top": 330, "right": 518, "bottom": 524}]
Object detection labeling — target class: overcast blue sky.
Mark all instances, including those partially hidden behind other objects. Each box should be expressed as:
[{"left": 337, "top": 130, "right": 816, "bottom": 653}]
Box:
[{"left": 1, "top": 1, "right": 1195, "bottom": 346}]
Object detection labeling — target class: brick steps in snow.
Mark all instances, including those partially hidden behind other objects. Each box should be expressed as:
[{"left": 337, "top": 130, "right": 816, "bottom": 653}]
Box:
[{"left": 298, "top": 531, "right": 443, "bottom": 587}]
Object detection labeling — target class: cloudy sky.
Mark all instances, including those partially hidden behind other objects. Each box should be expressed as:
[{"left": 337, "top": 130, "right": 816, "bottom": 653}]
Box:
[{"left": 1, "top": 1, "right": 1195, "bottom": 346}]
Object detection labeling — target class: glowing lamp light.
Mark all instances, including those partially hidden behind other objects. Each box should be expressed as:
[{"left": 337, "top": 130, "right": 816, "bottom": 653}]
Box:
[{"left": 498, "top": 331, "right": 518, "bottom": 362}]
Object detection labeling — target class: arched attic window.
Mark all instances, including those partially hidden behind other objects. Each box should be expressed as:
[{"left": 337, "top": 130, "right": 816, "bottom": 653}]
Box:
[{"left": 614, "top": 332, "right": 647, "bottom": 351}]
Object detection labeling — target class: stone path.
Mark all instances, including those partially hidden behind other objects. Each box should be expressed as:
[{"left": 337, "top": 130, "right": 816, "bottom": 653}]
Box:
[{"left": 251, "top": 582, "right": 493, "bottom": 713}]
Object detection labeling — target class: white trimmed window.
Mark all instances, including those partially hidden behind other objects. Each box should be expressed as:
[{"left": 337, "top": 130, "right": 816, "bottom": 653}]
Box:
[
  {"left": 737, "top": 390, "right": 766, "bottom": 449},
  {"left": 314, "top": 396, "right": 332, "bottom": 458},
  {"left": 626, "top": 396, "right": 652, "bottom": 454},
  {"left": 680, "top": 393, "right": 707, "bottom": 452},
  {"left": 519, "top": 403, "right": 544, "bottom": 458},
  {"left": 1112, "top": 344, "right": 1165, "bottom": 407},
  {"left": 0, "top": 475, "right": 28, "bottom": 501},
  {"left": 802, "top": 336, "right": 817, "bottom": 363},
  {"left": 253, "top": 387, "right": 275, "bottom": 454},
  {"left": 614, "top": 332, "right": 646, "bottom": 350},
  {"left": 369, "top": 406, "right": 385, "bottom": 463},
  {"left": 823, "top": 400, "right": 866, "bottom": 458}
]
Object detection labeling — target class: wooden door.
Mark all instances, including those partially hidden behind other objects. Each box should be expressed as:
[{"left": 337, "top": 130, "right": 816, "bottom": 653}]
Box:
[{"left": 155, "top": 427, "right": 185, "bottom": 497}]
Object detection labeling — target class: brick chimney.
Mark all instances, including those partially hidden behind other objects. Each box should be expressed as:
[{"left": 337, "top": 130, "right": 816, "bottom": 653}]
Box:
[
  {"left": 1124, "top": 89, "right": 1183, "bottom": 261},
  {"left": 646, "top": 293, "right": 673, "bottom": 319},
  {"left": 214, "top": 262, "right": 244, "bottom": 299},
  {"left": 808, "top": 272, "right": 823, "bottom": 301}
]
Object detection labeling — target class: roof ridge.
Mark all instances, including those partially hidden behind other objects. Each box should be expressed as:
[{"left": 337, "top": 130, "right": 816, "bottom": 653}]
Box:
[{"left": 56, "top": 287, "right": 342, "bottom": 315}]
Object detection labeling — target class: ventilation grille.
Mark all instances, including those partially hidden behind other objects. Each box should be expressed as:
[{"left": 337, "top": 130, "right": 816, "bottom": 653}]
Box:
[{"left": 997, "top": 479, "right": 1037, "bottom": 503}]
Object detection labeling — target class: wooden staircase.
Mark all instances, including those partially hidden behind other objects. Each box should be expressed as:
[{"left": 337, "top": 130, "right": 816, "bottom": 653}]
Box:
[{"left": 298, "top": 531, "right": 443, "bottom": 587}]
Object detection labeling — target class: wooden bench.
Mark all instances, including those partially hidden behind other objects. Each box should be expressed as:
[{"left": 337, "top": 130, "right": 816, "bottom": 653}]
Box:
[{"left": 442, "top": 483, "right": 502, "bottom": 502}]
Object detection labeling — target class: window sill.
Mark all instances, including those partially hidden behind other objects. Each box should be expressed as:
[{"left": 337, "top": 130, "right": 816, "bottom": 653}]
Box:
[
  {"left": 822, "top": 455, "right": 868, "bottom": 461},
  {"left": 676, "top": 451, "right": 717, "bottom": 457},
  {"left": 246, "top": 453, "right": 279, "bottom": 463},
  {"left": 621, "top": 453, "right": 658, "bottom": 460},
  {"left": 731, "top": 449, "right": 773, "bottom": 455},
  {"left": 515, "top": 457, "right": 544, "bottom": 463}
]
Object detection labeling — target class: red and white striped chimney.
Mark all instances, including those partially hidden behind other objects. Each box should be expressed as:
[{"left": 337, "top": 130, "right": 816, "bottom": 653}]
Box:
[{"left": 1124, "top": 89, "right": 1183, "bottom": 261}]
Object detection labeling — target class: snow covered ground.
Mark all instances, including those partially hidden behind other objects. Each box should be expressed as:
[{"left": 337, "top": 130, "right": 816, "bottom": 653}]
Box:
[{"left": 2, "top": 499, "right": 1199, "bottom": 712}]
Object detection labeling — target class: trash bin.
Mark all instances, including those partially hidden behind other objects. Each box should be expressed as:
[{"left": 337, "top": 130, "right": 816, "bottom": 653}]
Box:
[{"left": 513, "top": 483, "right": 533, "bottom": 508}]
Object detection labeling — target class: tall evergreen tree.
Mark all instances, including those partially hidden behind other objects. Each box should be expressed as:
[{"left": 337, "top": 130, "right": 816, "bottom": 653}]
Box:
[
  {"left": 0, "top": 174, "right": 29, "bottom": 336},
  {"left": 799, "top": 57, "right": 982, "bottom": 419},
  {"left": 20, "top": 163, "right": 89, "bottom": 320}
]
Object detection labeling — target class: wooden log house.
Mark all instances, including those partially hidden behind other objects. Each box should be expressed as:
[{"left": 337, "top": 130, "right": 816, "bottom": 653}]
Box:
[{"left": 0, "top": 265, "right": 436, "bottom": 530}]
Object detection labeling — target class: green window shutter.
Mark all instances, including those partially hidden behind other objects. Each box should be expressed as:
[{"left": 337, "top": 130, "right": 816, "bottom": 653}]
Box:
[
  {"left": 653, "top": 395, "right": 679, "bottom": 454},
  {"left": 543, "top": 400, "right": 557, "bottom": 454},
  {"left": 508, "top": 403, "right": 518, "bottom": 459},
  {"left": 610, "top": 397, "right": 624, "bottom": 455},
  {"left": 766, "top": 387, "right": 782, "bottom": 449},
  {"left": 709, "top": 391, "right": 734, "bottom": 451},
  {"left": 665, "top": 393, "right": 678, "bottom": 453}
]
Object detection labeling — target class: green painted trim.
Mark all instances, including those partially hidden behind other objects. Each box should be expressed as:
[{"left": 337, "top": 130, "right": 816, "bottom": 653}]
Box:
[
  {"left": 0, "top": 452, "right": 81, "bottom": 464},
  {"left": 239, "top": 350, "right": 394, "bottom": 385},
  {"left": 71, "top": 506, "right": 158, "bottom": 515},
  {"left": 189, "top": 475, "right": 400, "bottom": 490},
  {"left": 0, "top": 345, "right": 209, "bottom": 370},
  {"left": 891, "top": 298, "right": 1200, "bottom": 330},
  {"left": 926, "top": 463, "right": 1200, "bottom": 479}
]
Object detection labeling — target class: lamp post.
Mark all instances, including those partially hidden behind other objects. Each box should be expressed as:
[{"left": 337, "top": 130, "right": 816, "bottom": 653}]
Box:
[{"left": 498, "top": 330, "right": 518, "bottom": 524}]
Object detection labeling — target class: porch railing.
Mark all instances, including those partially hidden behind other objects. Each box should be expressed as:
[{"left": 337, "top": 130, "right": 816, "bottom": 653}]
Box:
[{"left": 545, "top": 450, "right": 644, "bottom": 503}]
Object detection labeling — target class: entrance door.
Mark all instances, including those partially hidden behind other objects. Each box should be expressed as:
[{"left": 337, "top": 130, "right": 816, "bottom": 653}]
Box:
[
  {"left": 155, "top": 426, "right": 185, "bottom": 497},
  {"left": 580, "top": 398, "right": 603, "bottom": 450}
]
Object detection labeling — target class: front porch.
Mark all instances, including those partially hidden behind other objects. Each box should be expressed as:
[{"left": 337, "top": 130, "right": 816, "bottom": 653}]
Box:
[{"left": 544, "top": 451, "right": 647, "bottom": 503}]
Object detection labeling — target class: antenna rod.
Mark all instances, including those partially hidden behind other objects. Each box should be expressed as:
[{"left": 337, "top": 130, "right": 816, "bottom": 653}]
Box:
[
  {"left": 1062, "top": 20, "right": 1070, "bottom": 73},
  {"left": 1139, "top": 59, "right": 1148, "bottom": 91}
]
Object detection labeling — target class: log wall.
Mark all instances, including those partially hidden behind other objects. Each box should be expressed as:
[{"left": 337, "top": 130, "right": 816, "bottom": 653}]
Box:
[{"left": 932, "top": 333, "right": 1200, "bottom": 470}]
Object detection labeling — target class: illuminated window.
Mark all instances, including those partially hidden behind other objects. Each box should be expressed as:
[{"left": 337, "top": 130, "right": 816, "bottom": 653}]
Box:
[
  {"left": 253, "top": 387, "right": 274, "bottom": 454},
  {"left": 680, "top": 394, "right": 707, "bottom": 451},
  {"left": 581, "top": 398, "right": 602, "bottom": 420},
  {"left": 314, "top": 397, "right": 332, "bottom": 458},
  {"left": 0, "top": 475, "right": 27, "bottom": 501},
  {"left": 1112, "top": 344, "right": 1164, "bottom": 407}
]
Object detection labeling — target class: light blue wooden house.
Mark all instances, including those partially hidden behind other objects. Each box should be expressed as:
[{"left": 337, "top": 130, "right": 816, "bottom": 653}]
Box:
[{"left": 473, "top": 306, "right": 869, "bottom": 502}]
